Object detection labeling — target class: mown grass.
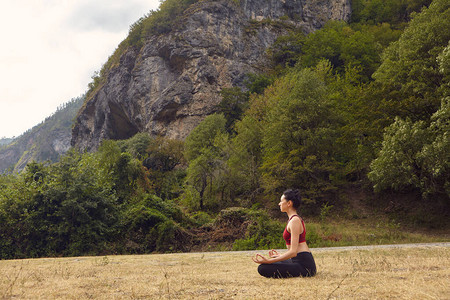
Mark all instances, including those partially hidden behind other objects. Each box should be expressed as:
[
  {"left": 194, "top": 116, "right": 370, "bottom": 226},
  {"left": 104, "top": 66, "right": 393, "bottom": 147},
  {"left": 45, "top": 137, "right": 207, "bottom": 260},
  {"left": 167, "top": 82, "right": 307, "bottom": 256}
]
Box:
[{"left": 1, "top": 244, "right": 448, "bottom": 299}]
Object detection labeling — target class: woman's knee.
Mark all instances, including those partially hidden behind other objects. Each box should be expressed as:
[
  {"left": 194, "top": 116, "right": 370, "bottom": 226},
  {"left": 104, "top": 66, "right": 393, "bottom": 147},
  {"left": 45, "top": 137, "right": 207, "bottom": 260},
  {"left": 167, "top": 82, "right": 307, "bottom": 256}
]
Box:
[
  {"left": 258, "top": 264, "right": 283, "bottom": 278},
  {"left": 257, "top": 264, "right": 271, "bottom": 277},
  {"left": 257, "top": 264, "right": 299, "bottom": 278}
]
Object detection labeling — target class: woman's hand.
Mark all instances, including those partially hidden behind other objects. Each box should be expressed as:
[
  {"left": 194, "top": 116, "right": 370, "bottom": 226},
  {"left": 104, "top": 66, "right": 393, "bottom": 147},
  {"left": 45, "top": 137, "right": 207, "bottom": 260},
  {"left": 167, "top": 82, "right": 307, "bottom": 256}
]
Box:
[
  {"left": 252, "top": 253, "right": 271, "bottom": 264},
  {"left": 268, "top": 249, "right": 280, "bottom": 258}
]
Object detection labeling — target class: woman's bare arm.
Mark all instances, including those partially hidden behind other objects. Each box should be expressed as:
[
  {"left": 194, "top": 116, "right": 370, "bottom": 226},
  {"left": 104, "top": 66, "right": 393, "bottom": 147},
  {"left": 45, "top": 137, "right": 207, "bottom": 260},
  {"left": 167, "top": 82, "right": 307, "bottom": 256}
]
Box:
[{"left": 252, "top": 217, "right": 302, "bottom": 264}]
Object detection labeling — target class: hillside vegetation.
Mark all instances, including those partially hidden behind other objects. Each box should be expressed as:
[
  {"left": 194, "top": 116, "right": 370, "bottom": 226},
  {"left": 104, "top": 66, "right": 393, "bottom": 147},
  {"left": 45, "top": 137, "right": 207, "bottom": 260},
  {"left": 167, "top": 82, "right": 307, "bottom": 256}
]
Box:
[{"left": 0, "top": 0, "right": 449, "bottom": 259}]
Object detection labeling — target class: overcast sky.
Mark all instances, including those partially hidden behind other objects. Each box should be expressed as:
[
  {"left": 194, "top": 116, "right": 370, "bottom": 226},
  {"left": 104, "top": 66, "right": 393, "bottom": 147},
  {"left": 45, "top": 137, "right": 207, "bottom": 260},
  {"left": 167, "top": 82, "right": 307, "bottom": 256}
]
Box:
[{"left": 0, "top": 0, "right": 160, "bottom": 138}]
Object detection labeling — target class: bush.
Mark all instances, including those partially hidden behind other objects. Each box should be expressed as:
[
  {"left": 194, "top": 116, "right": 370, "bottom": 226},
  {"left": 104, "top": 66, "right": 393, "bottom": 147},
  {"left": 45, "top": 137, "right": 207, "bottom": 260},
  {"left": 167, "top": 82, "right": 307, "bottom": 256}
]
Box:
[
  {"left": 229, "top": 208, "right": 285, "bottom": 251},
  {"left": 190, "top": 211, "right": 213, "bottom": 226},
  {"left": 121, "top": 194, "right": 188, "bottom": 253},
  {"left": 304, "top": 223, "right": 322, "bottom": 248}
]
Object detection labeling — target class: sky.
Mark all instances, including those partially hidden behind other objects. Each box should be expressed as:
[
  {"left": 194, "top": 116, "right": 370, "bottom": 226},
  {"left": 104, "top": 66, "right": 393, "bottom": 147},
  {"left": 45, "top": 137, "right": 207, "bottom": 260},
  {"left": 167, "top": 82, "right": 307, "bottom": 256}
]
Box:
[{"left": 0, "top": 0, "right": 160, "bottom": 138}]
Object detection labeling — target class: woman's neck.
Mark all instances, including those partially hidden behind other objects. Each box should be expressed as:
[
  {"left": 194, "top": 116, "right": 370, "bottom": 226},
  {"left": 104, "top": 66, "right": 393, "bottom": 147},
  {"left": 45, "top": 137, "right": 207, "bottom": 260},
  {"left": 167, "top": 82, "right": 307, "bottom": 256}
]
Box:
[{"left": 287, "top": 209, "right": 298, "bottom": 219}]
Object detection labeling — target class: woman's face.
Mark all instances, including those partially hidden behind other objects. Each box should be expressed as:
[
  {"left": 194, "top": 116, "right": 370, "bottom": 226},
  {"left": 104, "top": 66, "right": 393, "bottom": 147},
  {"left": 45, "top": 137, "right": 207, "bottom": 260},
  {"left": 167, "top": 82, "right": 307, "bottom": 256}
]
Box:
[{"left": 278, "top": 195, "right": 290, "bottom": 212}]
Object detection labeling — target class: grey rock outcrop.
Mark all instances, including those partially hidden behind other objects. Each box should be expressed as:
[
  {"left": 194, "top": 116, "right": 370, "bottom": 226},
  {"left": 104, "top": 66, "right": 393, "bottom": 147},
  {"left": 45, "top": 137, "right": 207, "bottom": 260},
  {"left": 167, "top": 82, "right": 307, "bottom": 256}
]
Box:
[{"left": 72, "top": 0, "right": 351, "bottom": 151}]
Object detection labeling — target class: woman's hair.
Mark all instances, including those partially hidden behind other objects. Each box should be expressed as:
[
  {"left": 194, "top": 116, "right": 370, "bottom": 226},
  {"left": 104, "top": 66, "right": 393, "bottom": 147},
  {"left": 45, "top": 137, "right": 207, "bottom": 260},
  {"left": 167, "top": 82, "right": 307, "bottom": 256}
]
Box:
[{"left": 283, "top": 189, "right": 302, "bottom": 209}]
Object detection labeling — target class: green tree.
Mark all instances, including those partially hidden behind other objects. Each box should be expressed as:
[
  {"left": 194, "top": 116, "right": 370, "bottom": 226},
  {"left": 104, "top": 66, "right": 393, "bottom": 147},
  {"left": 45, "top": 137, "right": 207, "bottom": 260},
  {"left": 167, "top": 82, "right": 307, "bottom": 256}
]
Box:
[
  {"left": 244, "top": 73, "right": 274, "bottom": 95},
  {"left": 351, "top": 0, "right": 432, "bottom": 25},
  {"left": 0, "top": 163, "right": 53, "bottom": 258},
  {"left": 299, "top": 21, "right": 347, "bottom": 71},
  {"left": 369, "top": 98, "right": 450, "bottom": 199},
  {"left": 118, "top": 132, "right": 153, "bottom": 160},
  {"left": 144, "top": 136, "right": 185, "bottom": 199},
  {"left": 45, "top": 150, "right": 119, "bottom": 256},
  {"left": 437, "top": 41, "right": 450, "bottom": 96},
  {"left": 97, "top": 141, "right": 148, "bottom": 203},
  {"left": 259, "top": 68, "right": 341, "bottom": 204},
  {"left": 0, "top": 150, "right": 121, "bottom": 258},
  {"left": 226, "top": 114, "right": 265, "bottom": 200},
  {"left": 268, "top": 31, "right": 305, "bottom": 67},
  {"left": 185, "top": 149, "right": 216, "bottom": 210},
  {"left": 218, "top": 87, "right": 249, "bottom": 133},
  {"left": 184, "top": 114, "right": 227, "bottom": 209},
  {"left": 184, "top": 114, "right": 227, "bottom": 161},
  {"left": 299, "top": 21, "right": 381, "bottom": 82},
  {"left": 372, "top": 0, "right": 450, "bottom": 120},
  {"left": 418, "top": 98, "right": 450, "bottom": 197},
  {"left": 368, "top": 117, "right": 429, "bottom": 192}
]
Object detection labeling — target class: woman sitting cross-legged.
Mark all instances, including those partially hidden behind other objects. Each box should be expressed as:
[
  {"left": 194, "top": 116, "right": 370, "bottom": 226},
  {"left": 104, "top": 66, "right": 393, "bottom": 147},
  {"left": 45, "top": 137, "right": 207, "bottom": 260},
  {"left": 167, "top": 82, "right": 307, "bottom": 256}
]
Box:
[{"left": 252, "top": 189, "right": 317, "bottom": 278}]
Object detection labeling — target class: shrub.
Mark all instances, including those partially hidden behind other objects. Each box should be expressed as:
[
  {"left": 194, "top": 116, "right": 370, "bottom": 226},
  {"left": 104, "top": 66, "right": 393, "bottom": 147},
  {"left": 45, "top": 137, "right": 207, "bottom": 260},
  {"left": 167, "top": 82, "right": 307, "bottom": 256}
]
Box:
[{"left": 230, "top": 208, "right": 285, "bottom": 251}]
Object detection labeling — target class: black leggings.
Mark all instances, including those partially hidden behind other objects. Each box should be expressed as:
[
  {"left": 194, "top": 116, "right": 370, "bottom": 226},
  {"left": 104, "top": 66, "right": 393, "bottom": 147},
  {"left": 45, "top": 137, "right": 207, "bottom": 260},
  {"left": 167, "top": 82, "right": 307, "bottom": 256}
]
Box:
[{"left": 257, "top": 252, "right": 317, "bottom": 278}]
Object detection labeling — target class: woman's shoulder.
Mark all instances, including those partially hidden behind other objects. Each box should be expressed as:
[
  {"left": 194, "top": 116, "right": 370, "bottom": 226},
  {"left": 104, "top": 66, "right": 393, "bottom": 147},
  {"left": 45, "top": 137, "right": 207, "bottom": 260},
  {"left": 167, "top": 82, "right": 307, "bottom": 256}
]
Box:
[
  {"left": 288, "top": 215, "right": 302, "bottom": 224},
  {"left": 289, "top": 215, "right": 305, "bottom": 226},
  {"left": 289, "top": 214, "right": 302, "bottom": 220}
]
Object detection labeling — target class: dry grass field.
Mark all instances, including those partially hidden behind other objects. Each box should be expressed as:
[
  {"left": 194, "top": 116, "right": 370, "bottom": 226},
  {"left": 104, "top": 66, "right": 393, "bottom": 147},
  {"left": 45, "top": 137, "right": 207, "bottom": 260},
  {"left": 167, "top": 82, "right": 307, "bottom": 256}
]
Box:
[{"left": 1, "top": 243, "right": 449, "bottom": 300}]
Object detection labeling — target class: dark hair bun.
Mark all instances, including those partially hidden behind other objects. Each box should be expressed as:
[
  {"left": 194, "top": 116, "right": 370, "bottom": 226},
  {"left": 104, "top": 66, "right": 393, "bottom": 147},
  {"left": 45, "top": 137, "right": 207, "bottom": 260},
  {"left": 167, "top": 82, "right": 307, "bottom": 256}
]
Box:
[{"left": 283, "top": 189, "right": 302, "bottom": 209}]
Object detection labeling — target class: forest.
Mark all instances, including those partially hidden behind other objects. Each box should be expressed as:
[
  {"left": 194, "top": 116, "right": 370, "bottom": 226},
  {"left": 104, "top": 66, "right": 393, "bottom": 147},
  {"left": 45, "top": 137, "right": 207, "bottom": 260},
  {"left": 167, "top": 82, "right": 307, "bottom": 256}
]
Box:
[{"left": 0, "top": 0, "right": 448, "bottom": 259}]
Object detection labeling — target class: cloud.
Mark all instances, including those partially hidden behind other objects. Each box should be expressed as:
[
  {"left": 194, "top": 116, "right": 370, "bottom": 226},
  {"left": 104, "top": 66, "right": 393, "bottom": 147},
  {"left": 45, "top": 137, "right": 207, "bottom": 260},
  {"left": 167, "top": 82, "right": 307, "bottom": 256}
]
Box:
[
  {"left": 0, "top": 0, "right": 160, "bottom": 138},
  {"left": 65, "top": 0, "right": 151, "bottom": 32}
]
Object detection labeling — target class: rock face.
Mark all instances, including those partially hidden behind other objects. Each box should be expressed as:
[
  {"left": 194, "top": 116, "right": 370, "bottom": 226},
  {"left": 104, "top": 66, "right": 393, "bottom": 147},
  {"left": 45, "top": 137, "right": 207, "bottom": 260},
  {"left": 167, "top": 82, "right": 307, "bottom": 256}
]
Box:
[
  {"left": 0, "top": 125, "right": 71, "bottom": 173},
  {"left": 0, "top": 97, "right": 83, "bottom": 173},
  {"left": 72, "top": 0, "right": 351, "bottom": 151}
]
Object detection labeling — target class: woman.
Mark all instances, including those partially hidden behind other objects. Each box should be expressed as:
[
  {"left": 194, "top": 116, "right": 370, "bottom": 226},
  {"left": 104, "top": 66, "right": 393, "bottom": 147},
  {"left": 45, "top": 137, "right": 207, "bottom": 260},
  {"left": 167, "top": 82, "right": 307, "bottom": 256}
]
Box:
[{"left": 252, "top": 189, "right": 317, "bottom": 278}]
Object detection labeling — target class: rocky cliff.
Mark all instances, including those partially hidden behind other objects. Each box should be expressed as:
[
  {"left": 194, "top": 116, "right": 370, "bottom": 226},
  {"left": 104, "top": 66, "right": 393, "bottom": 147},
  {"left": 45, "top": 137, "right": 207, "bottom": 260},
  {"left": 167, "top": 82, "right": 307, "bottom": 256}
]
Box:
[
  {"left": 72, "top": 0, "right": 351, "bottom": 151},
  {"left": 0, "top": 97, "right": 83, "bottom": 173}
]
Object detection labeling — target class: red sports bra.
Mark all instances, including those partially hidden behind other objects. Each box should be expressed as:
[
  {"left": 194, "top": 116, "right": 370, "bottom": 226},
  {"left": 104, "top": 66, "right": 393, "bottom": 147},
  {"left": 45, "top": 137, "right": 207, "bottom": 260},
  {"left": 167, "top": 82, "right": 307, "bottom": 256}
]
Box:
[{"left": 283, "top": 215, "right": 306, "bottom": 245}]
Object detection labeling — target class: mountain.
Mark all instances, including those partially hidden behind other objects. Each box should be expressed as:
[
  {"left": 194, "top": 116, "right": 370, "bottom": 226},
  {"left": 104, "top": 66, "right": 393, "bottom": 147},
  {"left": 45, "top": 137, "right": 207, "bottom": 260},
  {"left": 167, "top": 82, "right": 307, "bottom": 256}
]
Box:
[
  {"left": 71, "top": 0, "right": 351, "bottom": 152},
  {"left": 0, "top": 96, "right": 84, "bottom": 173},
  {"left": 0, "top": 138, "right": 14, "bottom": 147}
]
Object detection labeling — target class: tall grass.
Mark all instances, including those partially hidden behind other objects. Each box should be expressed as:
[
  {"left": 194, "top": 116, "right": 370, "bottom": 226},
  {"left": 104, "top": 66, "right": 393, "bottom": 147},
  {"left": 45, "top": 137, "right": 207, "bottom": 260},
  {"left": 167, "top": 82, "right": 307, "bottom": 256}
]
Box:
[{"left": 232, "top": 216, "right": 449, "bottom": 251}]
